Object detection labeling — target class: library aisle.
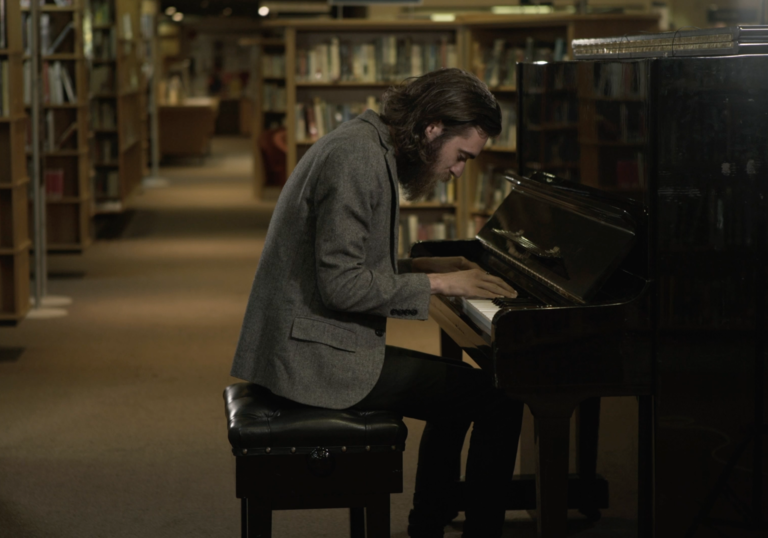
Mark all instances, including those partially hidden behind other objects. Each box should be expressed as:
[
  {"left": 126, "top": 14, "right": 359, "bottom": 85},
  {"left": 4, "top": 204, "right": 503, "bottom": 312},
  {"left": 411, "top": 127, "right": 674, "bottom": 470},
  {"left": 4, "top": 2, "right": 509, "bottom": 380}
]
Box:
[{"left": 0, "top": 135, "right": 437, "bottom": 538}]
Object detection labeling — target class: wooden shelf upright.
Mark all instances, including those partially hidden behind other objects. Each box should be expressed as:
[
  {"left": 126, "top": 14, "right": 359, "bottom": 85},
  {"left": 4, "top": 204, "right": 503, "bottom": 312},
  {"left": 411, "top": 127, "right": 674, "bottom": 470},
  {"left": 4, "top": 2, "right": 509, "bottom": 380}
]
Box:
[
  {"left": 460, "top": 14, "right": 659, "bottom": 237},
  {"left": 241, "top": 34, "right": 285, "bottom": 200},
  {"left": 23, "top": 0, "right": 92, "bottom": 252},
  {"left": 0, "top": 0, "right": 31, "bottom": 323},
  {"left": 89, "top": 0, "right": 144, "bottom": 214}
]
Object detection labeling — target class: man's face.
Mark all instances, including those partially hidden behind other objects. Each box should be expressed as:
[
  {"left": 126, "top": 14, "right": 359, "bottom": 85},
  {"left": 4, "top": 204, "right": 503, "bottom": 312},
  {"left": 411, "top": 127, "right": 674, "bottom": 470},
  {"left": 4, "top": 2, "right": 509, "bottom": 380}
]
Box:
[{"left": 397, "top": 123, "right": 488, "bottom": 202}]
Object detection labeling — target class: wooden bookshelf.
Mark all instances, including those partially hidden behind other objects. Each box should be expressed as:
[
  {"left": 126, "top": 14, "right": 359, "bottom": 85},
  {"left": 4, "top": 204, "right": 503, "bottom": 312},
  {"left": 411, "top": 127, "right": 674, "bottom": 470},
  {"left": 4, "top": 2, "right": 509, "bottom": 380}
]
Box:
[
  {"left": 22, "top": 0, "right": 93, "bottom": 252},
  {"left": 0, "top": 0, "right": 31, "bottom": 323},
  {"left": 258, "top": 16, "right": 658, "bottom": 246},
  {"left": 265, "top": 19, "right": 463, "bottom": 254},
  {"left": 461, "top": 14, "right": 659, "bottom": 237},
  {"left": 89, "top": 0, "right": 144, "bottom": 215}
]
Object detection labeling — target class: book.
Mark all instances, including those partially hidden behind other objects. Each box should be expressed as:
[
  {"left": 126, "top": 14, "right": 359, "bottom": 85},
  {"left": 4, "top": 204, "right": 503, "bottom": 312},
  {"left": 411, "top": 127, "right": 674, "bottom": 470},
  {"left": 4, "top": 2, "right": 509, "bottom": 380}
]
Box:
[
  {"left": 121, "top": 13, "right": 133, "bottom": 40},
  {"left": 57, "top": 121, "right": 77, "bottom": 149},
  {"left": 45, "top": 110, "right": 54, "bottom": 151},
  {"left": 40, "top": 14, "right": 50, "bottom": 56},
  {"left": 23, "top": 60, "right": 31, "bottom": 105},
  {"left": 0, "top": 0, "right": 6, "bottom": 50},
  {"left": 45, "top": 169, "right": 64, "bottom": 200},
  {"left": 60, "top": 64, "right": 76, "bottom": 102},
  {"left": 46, "top": 21, "right": 74, "bottom": 55},
  {"left": 0, "top": 60, "right": 8, "bottom": 116}
]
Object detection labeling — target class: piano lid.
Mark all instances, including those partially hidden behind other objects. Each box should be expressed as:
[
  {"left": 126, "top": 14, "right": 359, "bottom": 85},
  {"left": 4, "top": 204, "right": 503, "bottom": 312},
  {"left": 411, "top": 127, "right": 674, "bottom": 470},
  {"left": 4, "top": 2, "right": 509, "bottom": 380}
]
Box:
[{"left": 476, "top": 173, "right": 636, "bottom": 304}]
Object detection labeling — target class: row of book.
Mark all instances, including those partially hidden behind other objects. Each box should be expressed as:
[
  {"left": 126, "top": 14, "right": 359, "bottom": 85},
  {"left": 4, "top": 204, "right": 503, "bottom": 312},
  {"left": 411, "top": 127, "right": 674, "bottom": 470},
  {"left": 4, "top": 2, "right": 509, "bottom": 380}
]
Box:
[
  {"left": 491, "top": 102, "right": 516, "bottom": 149},
  {"left": 42, "top": 110, "right": 77, "bottom": 151},
  {"left": 94, "top": 136, "right": 117, "bottom": 163},
  {"left": 471, "top": 37, "right": 566, "bottom": 89},
  {"left": 42, "top": 60, "right": 77, "bottom": 104},
  {"left": 91, "top": 101, "right": 116, "bottom": 129},
  {"left": 22, "top": 61, "right": 78, "bottom": 105},
  {"left": 92, "top": 27, "right": 117, "bottom": 61},
  {"left": 397, "top": 213, "right": 458, "bottom": 257},
  {"left": 296, "top": 36, "right": 458, "bottom": 83},
  {"left": 22, "top": 14, "right": 75, "bottom": 56},
  {"left": 0, "top": 59, "right": 9, "bottom": 117},
  {"left": 262, "top": 82, "right": 286, "bottom": 112},
  {"left": 91, "top": 64, "right": 114, "bottom": 94},
  {"left": 474, "top": 166, "right": 513, "bottom": 214},
  {"left": 44, "top": 168, "right": 66, "bottom": 199},
  {"left": 262, "top": 54, "right": 285, "bottom": 78},
  {"left": 295, "top": 96, "right": 379, "bottom": 142},
  {"left": 93, "top": 169, "right": 120, "bottom": 198},
  {"left": 91, "top": 0, "right": 113, "bottom": 27},
  {"left": 21, "top": 1, "right": 73, "bottom": 6}
]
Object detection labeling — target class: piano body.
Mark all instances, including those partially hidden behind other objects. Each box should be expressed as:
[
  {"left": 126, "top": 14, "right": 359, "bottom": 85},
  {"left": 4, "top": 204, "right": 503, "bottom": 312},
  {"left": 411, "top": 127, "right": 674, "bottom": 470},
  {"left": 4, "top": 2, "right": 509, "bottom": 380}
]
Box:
[{"left": 415, "top": 51, "right": 767, "bottom": 537}]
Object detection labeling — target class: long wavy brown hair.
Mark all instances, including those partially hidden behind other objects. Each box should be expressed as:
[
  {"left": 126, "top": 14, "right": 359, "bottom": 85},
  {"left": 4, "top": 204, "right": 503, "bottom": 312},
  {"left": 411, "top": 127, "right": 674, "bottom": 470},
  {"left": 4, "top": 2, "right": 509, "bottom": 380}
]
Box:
[{"left": 380, "top": 68, "right": 502, "bottom": 166}]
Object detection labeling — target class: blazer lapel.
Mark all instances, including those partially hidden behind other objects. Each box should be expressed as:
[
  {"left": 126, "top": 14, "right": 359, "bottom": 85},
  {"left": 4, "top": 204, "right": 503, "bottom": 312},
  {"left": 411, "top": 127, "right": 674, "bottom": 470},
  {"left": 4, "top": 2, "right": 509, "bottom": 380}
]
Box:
[{"left": 359, "top": 110, "right": 400, "bottom": 273}]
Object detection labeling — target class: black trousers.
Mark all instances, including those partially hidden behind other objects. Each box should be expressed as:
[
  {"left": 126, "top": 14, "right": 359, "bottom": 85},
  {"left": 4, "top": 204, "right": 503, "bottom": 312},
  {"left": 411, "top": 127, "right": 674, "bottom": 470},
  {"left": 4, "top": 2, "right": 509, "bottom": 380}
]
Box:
[{"left": 352, "top": 346, "right": 525, "bottom": 538}]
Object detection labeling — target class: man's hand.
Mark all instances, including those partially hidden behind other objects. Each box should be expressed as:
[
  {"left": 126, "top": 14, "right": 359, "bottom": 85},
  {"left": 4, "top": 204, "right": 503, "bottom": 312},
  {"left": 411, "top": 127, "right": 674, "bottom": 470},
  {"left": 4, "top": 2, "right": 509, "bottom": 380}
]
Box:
[
  {"left": 428, "top": 268, "right": 517, "bottom": 299},
  {"left": 412, "top": 256, "right": 481, "bottom": 274}
]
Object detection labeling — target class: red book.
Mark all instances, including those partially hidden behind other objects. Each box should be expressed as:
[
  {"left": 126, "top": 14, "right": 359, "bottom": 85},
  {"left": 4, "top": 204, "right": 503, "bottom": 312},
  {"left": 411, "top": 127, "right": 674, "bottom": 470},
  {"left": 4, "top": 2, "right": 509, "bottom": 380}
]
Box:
[{"left": 45, "top": 169, "right": 64, "bottom": 200}]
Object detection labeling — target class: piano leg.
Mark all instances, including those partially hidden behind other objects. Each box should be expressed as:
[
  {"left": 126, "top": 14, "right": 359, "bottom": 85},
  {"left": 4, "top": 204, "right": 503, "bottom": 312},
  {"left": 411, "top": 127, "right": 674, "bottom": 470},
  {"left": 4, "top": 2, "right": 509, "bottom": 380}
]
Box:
[
  {"left": 575, "top": 398, "right": 601, "bottom": 522},
  {"left": 531, "top": 401, "right": 579, "bottom": 538}
]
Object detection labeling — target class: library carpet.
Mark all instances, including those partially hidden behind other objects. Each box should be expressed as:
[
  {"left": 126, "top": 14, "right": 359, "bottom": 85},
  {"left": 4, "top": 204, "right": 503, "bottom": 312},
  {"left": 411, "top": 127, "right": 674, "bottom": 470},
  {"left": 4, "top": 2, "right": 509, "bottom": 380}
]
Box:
[{"left": 0, "top": 137, "right": 635, "bottom": 538}]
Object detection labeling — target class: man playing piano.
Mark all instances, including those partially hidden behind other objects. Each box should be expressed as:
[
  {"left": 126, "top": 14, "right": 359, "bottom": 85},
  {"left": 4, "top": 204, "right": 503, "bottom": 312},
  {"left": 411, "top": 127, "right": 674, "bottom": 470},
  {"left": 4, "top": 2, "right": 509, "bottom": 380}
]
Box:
[{"left": 231, "top": 68, "right": 523, "bottom": 538}]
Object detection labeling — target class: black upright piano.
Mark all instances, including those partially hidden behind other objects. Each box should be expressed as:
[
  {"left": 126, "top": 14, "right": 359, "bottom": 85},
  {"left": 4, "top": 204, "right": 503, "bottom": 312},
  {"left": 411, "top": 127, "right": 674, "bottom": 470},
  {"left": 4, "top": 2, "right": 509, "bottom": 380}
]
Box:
[{"left": 413, "top": 46, "right": 767, "bottom": 537}]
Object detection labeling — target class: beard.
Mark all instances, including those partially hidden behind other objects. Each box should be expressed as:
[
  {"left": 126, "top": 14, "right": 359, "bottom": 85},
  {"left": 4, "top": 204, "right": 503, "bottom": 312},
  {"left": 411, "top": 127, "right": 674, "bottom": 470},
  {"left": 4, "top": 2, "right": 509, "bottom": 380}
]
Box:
[{"left": 396, "top": 134, "right": 452, "bottom": 202}]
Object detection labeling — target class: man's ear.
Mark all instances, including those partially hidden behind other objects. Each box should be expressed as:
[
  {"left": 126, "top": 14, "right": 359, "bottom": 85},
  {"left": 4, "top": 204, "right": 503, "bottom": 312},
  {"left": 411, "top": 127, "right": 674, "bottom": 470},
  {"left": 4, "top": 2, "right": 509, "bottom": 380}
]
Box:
[{"left": 424, "top": 121, "right": 444, "bottom": 143}]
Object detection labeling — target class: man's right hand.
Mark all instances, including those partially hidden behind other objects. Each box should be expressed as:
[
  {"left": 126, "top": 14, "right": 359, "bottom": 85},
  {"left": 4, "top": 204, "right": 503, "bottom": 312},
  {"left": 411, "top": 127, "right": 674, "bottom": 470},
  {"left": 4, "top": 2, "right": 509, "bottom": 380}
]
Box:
[{"left": 428, "top": 268, "right": 517, "bottom": 299}]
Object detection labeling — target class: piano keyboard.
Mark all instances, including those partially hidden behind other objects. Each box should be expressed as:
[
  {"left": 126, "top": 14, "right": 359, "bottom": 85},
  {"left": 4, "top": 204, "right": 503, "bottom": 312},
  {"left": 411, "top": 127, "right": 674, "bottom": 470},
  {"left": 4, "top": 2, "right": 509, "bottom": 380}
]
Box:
[{"left": 458, "top": 297, "right": 544, "bottom": 335}]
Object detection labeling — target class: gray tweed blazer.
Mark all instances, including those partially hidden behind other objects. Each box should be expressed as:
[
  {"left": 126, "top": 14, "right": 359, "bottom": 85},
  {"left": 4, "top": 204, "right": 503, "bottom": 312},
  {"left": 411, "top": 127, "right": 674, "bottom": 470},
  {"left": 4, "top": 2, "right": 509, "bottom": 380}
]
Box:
[{"left": 230, "top": 110, "right": 431, "bottom": 409}]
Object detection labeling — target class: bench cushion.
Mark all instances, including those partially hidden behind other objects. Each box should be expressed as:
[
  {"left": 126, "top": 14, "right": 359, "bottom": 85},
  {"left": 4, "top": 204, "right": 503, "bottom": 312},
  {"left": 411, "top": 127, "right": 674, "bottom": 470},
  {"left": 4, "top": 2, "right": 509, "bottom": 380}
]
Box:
[{"left": 224, "top": 383, "right": 407, "bottom": 455}]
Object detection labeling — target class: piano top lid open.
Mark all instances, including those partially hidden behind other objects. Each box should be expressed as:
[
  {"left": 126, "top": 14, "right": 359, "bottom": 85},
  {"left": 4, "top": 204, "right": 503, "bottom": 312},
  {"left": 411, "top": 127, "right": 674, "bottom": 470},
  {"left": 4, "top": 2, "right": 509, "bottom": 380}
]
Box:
[{"left": 476, "top": 173, "right": 637, "bottom": 305}]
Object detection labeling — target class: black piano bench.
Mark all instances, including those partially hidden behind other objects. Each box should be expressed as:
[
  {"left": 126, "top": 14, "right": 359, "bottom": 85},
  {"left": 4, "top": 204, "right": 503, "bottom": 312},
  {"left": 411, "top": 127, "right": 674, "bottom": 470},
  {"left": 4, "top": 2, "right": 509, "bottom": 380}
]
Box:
[{"left": 224, "top": 383, "right": 408, "bottom": 538}]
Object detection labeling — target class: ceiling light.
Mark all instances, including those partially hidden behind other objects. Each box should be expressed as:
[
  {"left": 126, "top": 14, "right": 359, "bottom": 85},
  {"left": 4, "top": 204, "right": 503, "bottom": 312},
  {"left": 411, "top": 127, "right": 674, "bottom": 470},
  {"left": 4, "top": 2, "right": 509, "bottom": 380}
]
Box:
[
  {"left": 165, "top": 6, "right": 177, "bottom": 16},
  {"left": 258, "top": 6, "right": 270, "bottom": 16},
  {"left": 172, "top": 12, "right": 184, "bottom": 22}
]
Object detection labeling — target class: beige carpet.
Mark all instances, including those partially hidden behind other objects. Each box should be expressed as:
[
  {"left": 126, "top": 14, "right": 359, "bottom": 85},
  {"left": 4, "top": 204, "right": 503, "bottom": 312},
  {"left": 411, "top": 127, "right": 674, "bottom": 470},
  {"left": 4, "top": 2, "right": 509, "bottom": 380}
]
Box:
[{"left": 0, "top": 137, "right": 637, "bottom": 537}]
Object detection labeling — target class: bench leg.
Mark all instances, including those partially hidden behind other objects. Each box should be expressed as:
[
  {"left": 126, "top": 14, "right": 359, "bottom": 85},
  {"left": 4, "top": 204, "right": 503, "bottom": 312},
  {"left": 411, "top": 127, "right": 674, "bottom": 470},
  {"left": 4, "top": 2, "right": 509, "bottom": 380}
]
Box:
[
  {"left": 350, "top": 507, "right": 365, "bottom": 538},
  {"left": 365, "top": 494, "right": 390, "bottom": 538},
  {"left": 245, "top": 498, "right": 272, "bottom": 538}
]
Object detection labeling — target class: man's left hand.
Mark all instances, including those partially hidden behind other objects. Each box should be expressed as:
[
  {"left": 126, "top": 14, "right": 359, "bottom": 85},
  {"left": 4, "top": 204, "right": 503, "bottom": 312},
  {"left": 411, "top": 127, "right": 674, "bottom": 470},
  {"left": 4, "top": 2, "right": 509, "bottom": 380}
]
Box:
[{"left": 412, "top": 256, "right": 480, "bottom": 274}]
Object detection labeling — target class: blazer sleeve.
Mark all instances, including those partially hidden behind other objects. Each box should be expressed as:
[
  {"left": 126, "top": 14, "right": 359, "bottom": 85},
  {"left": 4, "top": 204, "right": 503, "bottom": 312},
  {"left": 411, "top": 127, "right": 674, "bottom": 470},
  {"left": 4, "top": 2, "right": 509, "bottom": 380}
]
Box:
[{"left": 313, "top": 142, "right": 431, "bottom": 320}]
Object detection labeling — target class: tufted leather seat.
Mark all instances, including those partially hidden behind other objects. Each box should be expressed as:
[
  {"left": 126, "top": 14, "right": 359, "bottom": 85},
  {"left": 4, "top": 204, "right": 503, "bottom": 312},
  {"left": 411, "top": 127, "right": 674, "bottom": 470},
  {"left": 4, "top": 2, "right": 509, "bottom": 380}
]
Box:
[
  {"left": 225, "top": 383, "right": 407, "bottom": 455},
  {"left": 224, "top": 383, "right": 408, "bottom": 538}
]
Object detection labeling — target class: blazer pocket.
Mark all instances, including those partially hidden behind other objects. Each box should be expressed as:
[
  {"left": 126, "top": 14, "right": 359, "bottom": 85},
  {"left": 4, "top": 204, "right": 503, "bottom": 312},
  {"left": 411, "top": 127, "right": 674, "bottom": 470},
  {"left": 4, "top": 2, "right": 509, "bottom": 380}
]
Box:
[{"left": 290, "top": 317, "right": 357, "bottom": 352}]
